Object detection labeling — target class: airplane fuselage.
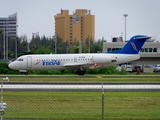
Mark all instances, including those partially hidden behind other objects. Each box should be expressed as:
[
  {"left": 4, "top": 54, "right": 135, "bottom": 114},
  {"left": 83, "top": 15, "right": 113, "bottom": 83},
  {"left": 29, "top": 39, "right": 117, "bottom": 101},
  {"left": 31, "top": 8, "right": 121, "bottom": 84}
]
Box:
[{"left": 9, "top": 53, "right": 140, "bottom": 71}]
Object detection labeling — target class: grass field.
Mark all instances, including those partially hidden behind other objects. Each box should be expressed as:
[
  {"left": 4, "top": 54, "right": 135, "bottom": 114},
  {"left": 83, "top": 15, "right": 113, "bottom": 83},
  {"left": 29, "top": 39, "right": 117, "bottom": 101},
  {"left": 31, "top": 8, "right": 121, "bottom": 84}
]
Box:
[
  {"left": 1, "top": 75, "right": 160, "bottom": 82},
  {"left": 3, "top": 91, "right": 160, "bottom": 119},
  {"left": 1, "top": 75, "right": 160, "bottom": 119}
]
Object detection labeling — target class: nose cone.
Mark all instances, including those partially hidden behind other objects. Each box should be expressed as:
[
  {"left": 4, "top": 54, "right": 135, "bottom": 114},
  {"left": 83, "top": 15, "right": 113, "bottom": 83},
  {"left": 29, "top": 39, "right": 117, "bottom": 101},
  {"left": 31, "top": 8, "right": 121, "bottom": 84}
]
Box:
[{"left": 8, "top": 62, "right": 14, "bottom": 69}]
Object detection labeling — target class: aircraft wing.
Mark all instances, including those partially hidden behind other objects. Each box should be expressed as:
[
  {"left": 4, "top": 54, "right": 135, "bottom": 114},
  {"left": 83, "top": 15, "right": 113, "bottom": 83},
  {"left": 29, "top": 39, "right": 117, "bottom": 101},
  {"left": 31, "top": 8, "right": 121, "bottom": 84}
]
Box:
[{"left": 63, "top": 63, "right": 94, "bottom": 67}]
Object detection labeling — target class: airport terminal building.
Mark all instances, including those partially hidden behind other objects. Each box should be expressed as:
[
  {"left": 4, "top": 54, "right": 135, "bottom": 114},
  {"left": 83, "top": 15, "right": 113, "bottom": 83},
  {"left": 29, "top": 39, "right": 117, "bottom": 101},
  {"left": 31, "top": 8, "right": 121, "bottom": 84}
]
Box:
[{"left": 103, "top": 38, "right": 160, "bottom": 66}]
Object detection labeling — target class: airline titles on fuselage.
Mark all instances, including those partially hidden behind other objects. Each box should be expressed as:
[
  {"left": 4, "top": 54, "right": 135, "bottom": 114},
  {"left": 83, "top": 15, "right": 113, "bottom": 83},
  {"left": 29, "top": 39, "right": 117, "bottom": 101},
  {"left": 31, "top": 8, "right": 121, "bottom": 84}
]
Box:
[
  {"left": 35, "top": 56, "right": 92, "bottom": 66},
  {"left": 42, "top": 60, "right": 61, "bottom": 66}
]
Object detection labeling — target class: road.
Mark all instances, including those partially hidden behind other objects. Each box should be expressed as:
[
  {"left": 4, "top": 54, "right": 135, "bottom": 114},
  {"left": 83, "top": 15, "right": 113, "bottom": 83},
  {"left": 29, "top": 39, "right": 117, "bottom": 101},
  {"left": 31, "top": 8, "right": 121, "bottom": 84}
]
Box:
[{"left": 1, "top": 82, "right": 160, "bottom": 91}]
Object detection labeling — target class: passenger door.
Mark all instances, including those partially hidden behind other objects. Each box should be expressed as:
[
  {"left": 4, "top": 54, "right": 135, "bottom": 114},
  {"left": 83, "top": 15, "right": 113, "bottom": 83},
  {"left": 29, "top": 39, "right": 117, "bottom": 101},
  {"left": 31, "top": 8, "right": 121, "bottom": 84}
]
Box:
[{"left": 27, "top": 56, "right": 32, "bottom": 68}]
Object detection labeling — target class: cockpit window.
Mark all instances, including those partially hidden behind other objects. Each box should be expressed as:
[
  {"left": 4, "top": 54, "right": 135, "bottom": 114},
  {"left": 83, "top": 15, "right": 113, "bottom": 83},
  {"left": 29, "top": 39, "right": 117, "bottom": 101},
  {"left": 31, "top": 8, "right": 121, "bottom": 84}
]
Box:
[{"left": 17, "top": 58, "right": 23, "bottom": 61}]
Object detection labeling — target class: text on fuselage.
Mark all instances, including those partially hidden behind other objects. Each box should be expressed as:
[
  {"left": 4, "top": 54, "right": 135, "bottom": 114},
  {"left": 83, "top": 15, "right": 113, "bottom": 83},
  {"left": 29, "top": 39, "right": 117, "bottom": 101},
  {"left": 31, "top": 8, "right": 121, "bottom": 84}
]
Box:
[
  {"left": 42, "top": 60, "right": 61, "bottom": 65},
  {"left": 79, "top": 56, "right": 85, "bottom": 58}
]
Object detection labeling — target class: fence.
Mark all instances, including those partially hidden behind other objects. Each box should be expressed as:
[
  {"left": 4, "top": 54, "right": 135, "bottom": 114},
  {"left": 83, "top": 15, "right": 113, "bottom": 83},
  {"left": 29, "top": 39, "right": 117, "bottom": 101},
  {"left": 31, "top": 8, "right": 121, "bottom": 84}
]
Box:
[{"left": 1, "top": 84, "right": 160, "bottom": 120}]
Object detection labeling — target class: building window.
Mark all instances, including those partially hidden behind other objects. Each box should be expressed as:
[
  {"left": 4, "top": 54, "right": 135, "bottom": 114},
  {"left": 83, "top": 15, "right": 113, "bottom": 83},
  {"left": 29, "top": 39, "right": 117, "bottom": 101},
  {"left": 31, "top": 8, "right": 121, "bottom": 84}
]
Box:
[
  {"left": 149, "top": 48, "right": 152, "bottom": 52},
  {"left": 141, "top": 48, "right": 144, "bottom": 52},
  {"left": 145, "top": 48, "right": 148, "bottom": 52},
  {"left": 112, "top": 48, "right": 116, "bottom": 51},
  {"left": 116, "top": 48, "right": 120, "bottom": 50},
  {"left": 153, "top": 48, "right": 157, "bottom": 52}
]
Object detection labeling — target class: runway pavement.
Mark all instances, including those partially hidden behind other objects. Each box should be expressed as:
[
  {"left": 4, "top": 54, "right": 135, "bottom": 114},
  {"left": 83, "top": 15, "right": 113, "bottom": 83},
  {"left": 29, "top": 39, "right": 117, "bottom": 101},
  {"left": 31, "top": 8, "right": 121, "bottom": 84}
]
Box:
[{"left": 1, "top": 82, "right": 160, "bottom": 91}]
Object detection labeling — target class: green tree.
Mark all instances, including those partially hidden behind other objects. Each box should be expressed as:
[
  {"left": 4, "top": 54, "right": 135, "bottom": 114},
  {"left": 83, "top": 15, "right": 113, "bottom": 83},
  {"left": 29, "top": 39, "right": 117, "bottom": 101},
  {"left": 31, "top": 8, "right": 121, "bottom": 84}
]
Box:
[
  {"left": 68, "top": 39, "right": 79, "bottom": 53},
  {"left": 8, "top": 50, "right": 14, "bottom": 58},
  {"left": 34, "top": 46, "right": 52, "bottom": 54},
  {"left": 19, "top": 35, "right": 28, "bottom": 52}
]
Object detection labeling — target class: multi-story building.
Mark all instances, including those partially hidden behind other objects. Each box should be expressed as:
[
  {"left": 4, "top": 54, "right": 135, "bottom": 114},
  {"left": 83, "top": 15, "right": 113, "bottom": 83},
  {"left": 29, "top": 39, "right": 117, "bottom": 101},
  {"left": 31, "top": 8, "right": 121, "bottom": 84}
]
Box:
[
  {"left": 0, "top": 13, "right": 17, "bottom": 38},
  {"left": 0, "top": 13, "right": 18, "bottom": 59},
  {"left": 54, "top": 9, "right": 95, "bottom": 45}
]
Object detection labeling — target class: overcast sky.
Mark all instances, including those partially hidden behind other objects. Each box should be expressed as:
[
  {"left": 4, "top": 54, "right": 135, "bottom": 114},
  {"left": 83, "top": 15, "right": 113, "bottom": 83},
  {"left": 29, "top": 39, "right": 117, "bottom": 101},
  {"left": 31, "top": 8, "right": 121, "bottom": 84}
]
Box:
[{"left": 0, "top": 0, "right": 160, "bottom": 42}]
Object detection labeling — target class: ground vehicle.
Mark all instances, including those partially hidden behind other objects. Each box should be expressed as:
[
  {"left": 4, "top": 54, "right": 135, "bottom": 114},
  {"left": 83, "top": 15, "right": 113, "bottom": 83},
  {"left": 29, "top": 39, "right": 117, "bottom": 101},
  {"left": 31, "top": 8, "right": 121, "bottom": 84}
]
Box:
[
  {"left": 132, "top": 65, "right": 143, "bottom": 72},
  {"left": 153, "top": 64, "right": 160, "bottom": 72},
  {"left": 125, "top": 65, "right": 133, "bottom": 72}
]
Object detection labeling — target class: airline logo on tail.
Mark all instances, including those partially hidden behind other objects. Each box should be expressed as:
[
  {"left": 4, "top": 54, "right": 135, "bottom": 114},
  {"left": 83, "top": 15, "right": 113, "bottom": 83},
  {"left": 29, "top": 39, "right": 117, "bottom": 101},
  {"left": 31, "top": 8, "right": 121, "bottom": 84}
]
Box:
[{"left": 131, "top": 42, "right": 138, "bottom": 52}]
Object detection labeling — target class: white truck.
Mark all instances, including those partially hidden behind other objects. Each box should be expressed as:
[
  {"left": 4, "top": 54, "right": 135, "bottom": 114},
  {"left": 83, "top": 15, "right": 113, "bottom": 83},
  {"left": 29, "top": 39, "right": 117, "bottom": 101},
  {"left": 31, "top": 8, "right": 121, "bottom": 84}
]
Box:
[{"left": 153, "top": 64, "right": 160, "bottom": 72}]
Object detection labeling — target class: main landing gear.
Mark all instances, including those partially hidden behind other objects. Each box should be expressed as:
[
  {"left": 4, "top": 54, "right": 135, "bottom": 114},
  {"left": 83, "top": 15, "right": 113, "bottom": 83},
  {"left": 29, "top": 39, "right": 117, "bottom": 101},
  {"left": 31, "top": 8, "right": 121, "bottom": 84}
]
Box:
[{"left": 78, "top": 70, "right": 85, "bottom": 75}]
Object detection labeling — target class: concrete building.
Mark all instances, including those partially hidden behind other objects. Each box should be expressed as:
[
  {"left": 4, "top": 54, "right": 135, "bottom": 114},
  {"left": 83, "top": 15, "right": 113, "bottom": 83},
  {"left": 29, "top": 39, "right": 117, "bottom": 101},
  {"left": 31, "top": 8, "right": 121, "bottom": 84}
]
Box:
[
  {"left": 0, "top": 13, "right": 17, "bottom": 37},
  {"left": 54, "top": 9, "right": 95, "bottom": 45},
  {"left": 0, "top": 13, "right": 18, "bottom": 59},
  {"left": 103, "top": 38, "right": 160, "bottom": 65}
]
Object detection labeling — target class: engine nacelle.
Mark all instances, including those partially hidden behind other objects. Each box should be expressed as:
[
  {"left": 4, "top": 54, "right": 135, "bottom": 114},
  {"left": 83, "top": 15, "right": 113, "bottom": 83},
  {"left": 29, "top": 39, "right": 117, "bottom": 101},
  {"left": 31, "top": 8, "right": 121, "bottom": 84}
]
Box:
[{"left": 93, "top": 55, "right": 112, "bottom": 63}]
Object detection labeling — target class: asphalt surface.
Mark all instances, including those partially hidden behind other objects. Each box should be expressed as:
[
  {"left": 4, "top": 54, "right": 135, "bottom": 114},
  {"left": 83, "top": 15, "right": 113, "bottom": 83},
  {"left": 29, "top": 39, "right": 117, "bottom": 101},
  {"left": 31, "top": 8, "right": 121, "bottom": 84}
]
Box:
[{"left": 2, "top": 82, "right": 160, "bottom": 92}]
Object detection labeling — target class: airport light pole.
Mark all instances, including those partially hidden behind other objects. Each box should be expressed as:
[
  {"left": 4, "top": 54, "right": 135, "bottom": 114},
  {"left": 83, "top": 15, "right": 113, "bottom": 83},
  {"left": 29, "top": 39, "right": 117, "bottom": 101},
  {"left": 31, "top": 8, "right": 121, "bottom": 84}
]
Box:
[
  {"left": 66, "top": 40, "right": 68, "bottom": 54},
  {"left": 3, "top": 22, "right": 5, "bottom": 60},
  {"left": 89, "top": 38, "right": 90, "bottom": 53},
  {"left": 53, "top": 36, "right": 57, "bottom": 54},
  {"left": 15, "top": 35, "right": 18, "bottom": 59},
  {"left": 123, "top": 14, "right": 128, "bottom": 41},
  {"left": 6, "top": 22, "right": 9, "bottom": 60},
  {"left": 15, "top": 25, "right": 18, "bottom": 59}
]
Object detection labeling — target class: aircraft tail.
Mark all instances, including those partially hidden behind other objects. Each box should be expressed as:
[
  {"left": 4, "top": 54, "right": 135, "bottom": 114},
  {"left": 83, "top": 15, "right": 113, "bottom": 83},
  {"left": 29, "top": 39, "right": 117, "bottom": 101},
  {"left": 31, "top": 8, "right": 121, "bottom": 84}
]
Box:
[{"left": 108, "top": 35, "right": 151, "bottom": 54}]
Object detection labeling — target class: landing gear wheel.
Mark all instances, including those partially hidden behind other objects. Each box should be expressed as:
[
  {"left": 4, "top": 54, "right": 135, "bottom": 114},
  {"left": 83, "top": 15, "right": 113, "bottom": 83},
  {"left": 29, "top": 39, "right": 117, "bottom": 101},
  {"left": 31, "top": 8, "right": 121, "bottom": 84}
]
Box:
[{"left": 78, "top": 70, "right": 85, "bottom": 75}]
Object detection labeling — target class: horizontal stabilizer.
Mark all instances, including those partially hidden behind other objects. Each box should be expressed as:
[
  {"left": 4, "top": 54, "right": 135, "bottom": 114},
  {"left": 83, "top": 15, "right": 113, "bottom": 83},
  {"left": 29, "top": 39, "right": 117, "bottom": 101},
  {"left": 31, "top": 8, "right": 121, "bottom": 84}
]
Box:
[{"left": 134, "top": 36, "right": 151, "bottom": 40}]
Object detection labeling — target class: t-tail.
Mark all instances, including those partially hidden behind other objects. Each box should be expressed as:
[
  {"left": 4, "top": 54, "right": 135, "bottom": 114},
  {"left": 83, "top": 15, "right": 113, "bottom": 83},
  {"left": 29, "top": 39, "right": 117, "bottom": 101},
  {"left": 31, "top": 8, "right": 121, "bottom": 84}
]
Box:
[{"left": 107, "top": 35, "right": 151, "bottom": 54}]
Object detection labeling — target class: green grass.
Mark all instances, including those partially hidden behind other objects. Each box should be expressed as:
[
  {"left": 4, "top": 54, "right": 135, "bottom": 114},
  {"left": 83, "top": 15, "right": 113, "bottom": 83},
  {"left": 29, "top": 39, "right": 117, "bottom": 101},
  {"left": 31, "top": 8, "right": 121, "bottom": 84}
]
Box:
[
  {"left": 3, "top": 91, "right": 160, "bottom": 119},
  {"left": 1, "top": 75, "right": 160, "bottom": 119},
  {"left": 1, "top": 75, "right": 160, "bottom": 82}
]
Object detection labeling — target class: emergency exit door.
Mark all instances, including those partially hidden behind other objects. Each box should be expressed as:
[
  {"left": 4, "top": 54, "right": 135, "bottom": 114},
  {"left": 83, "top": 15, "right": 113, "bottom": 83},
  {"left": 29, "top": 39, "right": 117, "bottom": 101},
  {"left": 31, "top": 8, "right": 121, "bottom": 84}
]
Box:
[{"left": 27, "top": 56, "right": 32, "bottom": 68}]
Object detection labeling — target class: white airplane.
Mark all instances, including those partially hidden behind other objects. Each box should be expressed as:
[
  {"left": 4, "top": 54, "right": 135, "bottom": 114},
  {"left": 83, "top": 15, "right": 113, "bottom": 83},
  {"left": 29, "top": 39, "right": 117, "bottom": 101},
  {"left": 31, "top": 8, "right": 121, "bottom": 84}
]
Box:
[{"left": 8, "top": 35, "right": 150, "bottom": 75}]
